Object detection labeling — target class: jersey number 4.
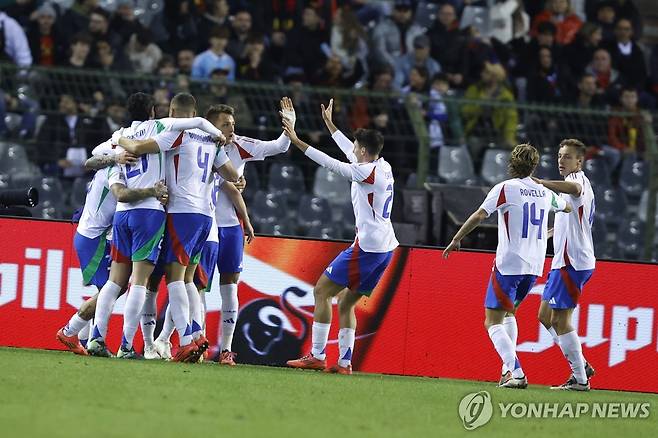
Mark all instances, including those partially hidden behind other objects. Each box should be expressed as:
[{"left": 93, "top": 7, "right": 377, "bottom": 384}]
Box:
[{"left": 522, "top": 202, "right": 545, "bottom": 239}]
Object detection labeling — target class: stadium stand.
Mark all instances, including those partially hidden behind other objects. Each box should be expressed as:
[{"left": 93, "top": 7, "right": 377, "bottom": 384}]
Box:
[{"left": 0, "top": 0, "right": 656, "bottom": 261}]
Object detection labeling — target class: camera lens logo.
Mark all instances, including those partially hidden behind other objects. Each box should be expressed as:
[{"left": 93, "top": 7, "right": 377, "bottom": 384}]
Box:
[{"left": 458, "top": 391, "right": 493, "bottom": 430}]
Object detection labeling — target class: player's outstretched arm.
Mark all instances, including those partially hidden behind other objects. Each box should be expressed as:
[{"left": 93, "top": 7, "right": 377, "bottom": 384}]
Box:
[
  {"left": 321, "top": 98, "right": 358, "bottom": 163},
  {"left": 221, "top": 182, "right": 255, "bottom": 244},
  {"left": 532, "top": 177, "right": 582, "bottom": 196},
  {"left": 164, "top": 117, "right": 226, "bottom": 144},
  {"left": 443, "top": 208, "right": 488, "bottom": 259},
  {"left": 85, "top": 151, "right": 138, "bottom": 169},
  {"left": 282, "top": 118, "right": 355, "bottom": 180},
  {"left": 110, "top": 180, "right": 168, "bottom": 203}
]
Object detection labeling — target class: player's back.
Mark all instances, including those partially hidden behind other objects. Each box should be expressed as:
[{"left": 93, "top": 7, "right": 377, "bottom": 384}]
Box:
[
  {"left": 484, "top": 177, "right": 565, "bottom": 276},
  {"left": 164, "top": 128, "right": 217, "bottom": 217},
  {"left": 114, "top": 120, "right": 166, "bottom": 212},
  {"left": 351, "top": 157, "right": 398, "bottom": 253},
  {"left": 552, "top": 171, "right": 596, "bottom": 270},
  {"left": 77, "top": 166, "right": 118, "bottom": 239}
]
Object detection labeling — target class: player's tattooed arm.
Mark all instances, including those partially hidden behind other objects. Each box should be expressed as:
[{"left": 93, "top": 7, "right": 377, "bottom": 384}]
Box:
[
  {"left": 532, "top": 177, "right": 582, "bottom": 196},
  {"left": 443, "top": 208, "right": 488, "bottom": 259},
  {"left": 110, "top": 180, "right": 168, "bottom": 203},
  {"left": 84, "top": 151, "right": 137, "bottom": 170}
]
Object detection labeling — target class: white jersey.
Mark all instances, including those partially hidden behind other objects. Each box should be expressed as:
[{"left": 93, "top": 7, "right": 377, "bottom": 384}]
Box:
[
  {"left": 307, "top": 130, "right": 398, "bottom": 253},
  {"left": 551, "top": 171, "right": 596, "bottom": 271},
  {"left": 108, "top": 117, "right": 226, "bottom": 212},
  {"left": 154, "top": 127, "right": 230, "bottom": 217},
  {"left": 77, "top": 166, "right": 119, "bottom": 239},
  {"left": 480, "top": 177, "right": 568, "bottom": 276},
  {"left": 108, "top": 120, "right": 168, "bottom": 212},
  {"left": 216, "top": 133, "right": 290, "bottom": 227}
]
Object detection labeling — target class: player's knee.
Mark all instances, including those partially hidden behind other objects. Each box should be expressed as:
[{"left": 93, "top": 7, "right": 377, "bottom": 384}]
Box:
[
  {"left": 337, "top": 296, "right": 355, "bottom": 315},
  {"left": 550, "top": 312, "right": 563, "bottom": 330}
]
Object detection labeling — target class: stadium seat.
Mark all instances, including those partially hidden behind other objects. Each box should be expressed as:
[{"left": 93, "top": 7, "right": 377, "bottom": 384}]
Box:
[
  {"left": 618, "top": 157, "right": 648, "bottom": 202},
  {"left": 534, "top": 153, "right": 560, "bottom": 180},
  {"left": 306, "top": 222, "right": 344, "bottom": 240},
  {"left": 242, "top": 163, "right": 261, "bottom": 203},
  {"left": 0, "top": 143, "right": 31, "bottom": 173},
  {"left": 480, "top": 149, "right": 511, "bottom": 186},
  {"left": 268, "top": 162, "right": 305, "bottom": 197},
  {"left": 70, "top": 176, "right": 92, "bottom": 208},
  {"left": 392, "top": 222, "right": 417, "bottom": 245},
  {"left": 312, "top": 167, "right": 350, "bottom": 212},
  {"left": 591, "top": 218, "right": 608, "bottom": 259},
  {"left": 297, "top": 195, "right": 331, "bottom": 231},
  {"left": 38, "top": 177, "right": 64, "bottom": 206},
  {"left": 637, "top": 190, "right": 658, "bottom": 234},
  {"left": 594, "top": 187, "right": 627, "bottom": 228},
  {"left": 250, "top": 190, "right": 289, "bottom": 229},
  {"left": 258, "top": 220, "right": 295, "bottom": 236},
  {"left": 4, "top": 113, "right": 22, "bottom": 133},
  {"left": 0, "top": 173, "right": 9, "bottom": 190},
  {"left": 438, "top": 145, "right": 479, "bottom": 185},
  {"left": 341, "top": 201, "right": 355, "bottom": 237},
  {"left": 616, "top": 217, "right": 645, "bottom": 260},
  {"left": 583, "top": 158, "right": 611, "bottom": 189}
]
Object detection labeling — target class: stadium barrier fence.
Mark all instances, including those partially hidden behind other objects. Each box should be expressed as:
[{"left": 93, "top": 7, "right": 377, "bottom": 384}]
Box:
[
  {"left": 0, "top": 63, "right": 656, "bottom": 260},
  {"left": 1, "top": 217, "right": 657, "bottom": 393}
]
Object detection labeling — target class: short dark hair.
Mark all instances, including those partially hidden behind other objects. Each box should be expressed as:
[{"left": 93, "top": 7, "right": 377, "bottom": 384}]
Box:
[
  {"left": 508, "top": 143, "right": 539, "bottom": 178},
  {"left": 621, "top": 85, "right": 638, "bottom": 95},
  {"left": 537, "top": 21, "right": 557, "bottom": 36},
  {"left": 354, "top": 128, "right": 384, "bottom": 156},
  {"left": 210, "top": 26, "right": 231, "bottom": 40},
  {"left": 71, "top": 32, "right": 93, "bottom": 46},
  {"left": 171, "top": 92, "right": 196, "bottom": 112},
  {"left": 126, "top": 92, "right": 154, "bottom": 122},
  {"left": 206, "top": 104, "right": 234, "bottom": 121},
  {"left": 90, "top": 7, "right": 110, "bottom": 21},
  {"left": 559, "top": 139, "right": 587, "bottom": 158},
  {"left": 431, "top": 72, "right": 450, "bottom": 84}
]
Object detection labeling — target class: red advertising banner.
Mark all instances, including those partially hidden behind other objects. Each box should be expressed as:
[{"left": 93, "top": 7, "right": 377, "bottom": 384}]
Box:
[{"left": 1, "top": 218, "right": 657, "bottom": 393}]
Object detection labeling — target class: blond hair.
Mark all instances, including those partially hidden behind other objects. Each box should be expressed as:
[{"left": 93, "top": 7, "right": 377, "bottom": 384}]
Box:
[{"left": 508, "top": 144, "right": 539, "bottom": 178}]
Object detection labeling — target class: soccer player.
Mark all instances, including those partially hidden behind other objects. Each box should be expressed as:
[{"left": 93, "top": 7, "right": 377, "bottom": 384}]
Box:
[
  {"left": 55, "top": 99, "right": 157, "bottom": 355},
  {"left": 534, "top": 139, "right": 596, "bottom": 391},
  {"left": 153, "top": 176, "right": 254, "bottom": 361},
  {"left": 115, "top": 93, "right": 239, "bottom": 362},
  {"left": 87, "top": 92, "right": 234, "bottom": 358},
  {"left": 203, "top": 100, "right": 295, "bottom": 365},
  {"left": 443, "top": 144, "right": 572, "bottom": 389},
  {"left": 283, "top": 102, "right": 398, "bottom": 375}
]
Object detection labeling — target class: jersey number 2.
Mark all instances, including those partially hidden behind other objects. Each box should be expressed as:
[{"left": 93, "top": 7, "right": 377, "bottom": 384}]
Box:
[{"left": 382, "top": 184, "right": 393, "bottom": 219}]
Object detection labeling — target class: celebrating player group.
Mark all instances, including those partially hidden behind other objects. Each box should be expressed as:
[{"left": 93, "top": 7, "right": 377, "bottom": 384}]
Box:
[{"left": 55, "top": 90, "right": 594, "bottom": 386}]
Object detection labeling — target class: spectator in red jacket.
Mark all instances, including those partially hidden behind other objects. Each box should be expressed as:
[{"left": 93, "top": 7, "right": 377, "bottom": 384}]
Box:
[{"left": 532, "top": 0, "right": 583, "bottom": 45}]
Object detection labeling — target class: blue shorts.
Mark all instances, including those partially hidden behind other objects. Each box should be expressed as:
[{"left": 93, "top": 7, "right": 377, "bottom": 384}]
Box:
[
  {"left": 111, "top": 209, "right": 165, "bottom": 264},
  {"left": 194, "top": 241, "right": 219, "bottom": 291},
  {"left": 543, "top": 266, "right": 594, "bottom": 309},
  {"left": 324, "top": 243, "right": 393, "bottom": 296},
  {"left": 485, "top": 267, "right": 537, "bottom": 312},
  {"left": 162, "top": 213, "right": 212, "bottom": 266},
  {"left": 74, "top": 231, "right": 111, "bottom": 289},
  {"left": 217, "top": 225, "right": 244, "bottom": 273}
]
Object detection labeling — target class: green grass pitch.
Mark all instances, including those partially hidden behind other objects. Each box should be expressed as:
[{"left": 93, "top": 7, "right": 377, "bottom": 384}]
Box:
[{"left": 1, "top": 347, "right": 656, "bottom": 437}]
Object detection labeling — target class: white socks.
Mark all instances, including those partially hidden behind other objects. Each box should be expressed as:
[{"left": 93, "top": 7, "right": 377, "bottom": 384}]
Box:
[
  {"left": 91, "top": 281, "right": 122, "bottom": 340},
  {"left": 311, "top": 321, "right": 330, "bottom": 360},
  {"left": 186, "top": 283, "right": 203, "bottom": 340},
  {"left": 488, "top": 324, "right": 524, "bottom": 379},
  {"left": 219, "top": 284, "right": 238, "bottom": 351},
  {"left": 167, "top": 281, "right": 192, "bottom": 346},
  {"left": 157, "top": 304, "right": 175, "bottom": 342},
  {"left": 200, "top": 292, "right": 207, "bottom": 333},
  {"left": 78, "top": 320, "right": 92, "bottom": 347},
  {"left": 338, "top": 328, "right": 355, "bottom": 367},
  {"left": 63, "top": 313, "right": 89, "bottom": 337},
  {"left": 558, "top": 330, "right": 587, "bottom": 384},
  {"left": 548, "top": 326, "right": 560, "bottom": 346},
  {"left": 140, "top": 290, "right": 158, "bottom": 347},
  {"left": 501, "top": 316, "right": 518, "bottom": 374},
  {"left": 122, "top": 285, "right": 147, "bottom": 349}
]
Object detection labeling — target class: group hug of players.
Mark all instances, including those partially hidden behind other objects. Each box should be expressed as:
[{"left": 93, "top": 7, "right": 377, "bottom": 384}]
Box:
[{"left": 55, "top": 89, "right": 594, "bottom": 388}]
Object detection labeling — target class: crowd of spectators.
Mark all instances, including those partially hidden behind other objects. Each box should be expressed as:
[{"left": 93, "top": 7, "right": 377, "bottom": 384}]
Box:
[{"left": 0, "top": 0, "right": 656, "bottom": 179}]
